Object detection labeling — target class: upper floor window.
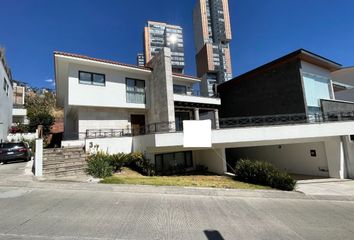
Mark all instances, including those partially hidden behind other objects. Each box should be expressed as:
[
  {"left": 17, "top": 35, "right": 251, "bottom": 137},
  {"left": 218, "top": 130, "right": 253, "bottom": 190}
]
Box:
[
  {"left": 126, "top": 78, "right": 145, "bottom": 104},
  {"left": 79, "top": 71, "right": 105, "bottom": 86},
  {"left": 3, "top": 77, "right": 9, "bottom": 96},
  {"left": 173, "top": 84, "right": 187, "bottom": 95}
]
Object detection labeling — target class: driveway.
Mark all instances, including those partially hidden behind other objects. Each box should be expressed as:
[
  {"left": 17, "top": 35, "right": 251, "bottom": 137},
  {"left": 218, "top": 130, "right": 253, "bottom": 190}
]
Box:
[
  {"left": 0, "top": 160, "right": 33, "bottom": 182},
  {"left": 296, "top": 178, "right": 354, "bottom": 196}
]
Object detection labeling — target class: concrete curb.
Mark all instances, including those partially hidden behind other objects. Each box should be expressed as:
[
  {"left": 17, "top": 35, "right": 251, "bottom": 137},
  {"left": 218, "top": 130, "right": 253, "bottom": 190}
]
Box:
[{"left": 0, "top": 178, "right": 353, "bottom": 201}]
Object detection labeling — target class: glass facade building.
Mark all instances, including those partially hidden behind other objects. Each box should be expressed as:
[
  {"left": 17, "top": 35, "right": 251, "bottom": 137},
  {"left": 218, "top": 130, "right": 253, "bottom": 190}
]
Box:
[{"left": 144, "top": 21, "right": 185, "bottom": 73}]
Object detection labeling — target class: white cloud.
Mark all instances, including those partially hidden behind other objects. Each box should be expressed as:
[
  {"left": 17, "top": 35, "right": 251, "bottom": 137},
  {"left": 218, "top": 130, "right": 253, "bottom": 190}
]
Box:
[{"left": 45, "top": 78, "right": 54, "bottom": 83}]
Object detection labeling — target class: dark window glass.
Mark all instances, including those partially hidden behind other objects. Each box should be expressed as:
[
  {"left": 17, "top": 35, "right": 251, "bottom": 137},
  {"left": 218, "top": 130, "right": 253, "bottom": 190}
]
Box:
[
  {"left": 350, "top": 135, "right": 354, "bottom": 141},
  {"left": 79, "top": 72, "right": 92, "bottom": 84},
  {"left": 79, "top": 71, "right": 105, "bottom": 86},
  {"left": 126, "top": 78, "right": 146, "bottom": 104},
  {"left": 173, "top": 84, "right": 187, "bottom": 94},
  {"left": 93, "top": 74, "right": 105, "bottom": 86},
  {"left": 154, "top": 151, "right": 193, "bottom": 174}
]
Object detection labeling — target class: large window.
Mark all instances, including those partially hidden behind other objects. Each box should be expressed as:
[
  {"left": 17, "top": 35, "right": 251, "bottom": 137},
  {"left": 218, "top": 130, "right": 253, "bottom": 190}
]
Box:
[
  {"left": 126, "top": 78, "right": 146, "bottom": 104},
  {"left": 155, "top": 151, "right": 193, "bottom": 174},
  {"left": 79, "top": 71, "right": 105, "bottom": 86}
]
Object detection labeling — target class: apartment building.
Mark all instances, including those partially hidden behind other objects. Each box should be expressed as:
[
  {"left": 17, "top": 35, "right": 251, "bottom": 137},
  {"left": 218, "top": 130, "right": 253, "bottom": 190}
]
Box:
[
  {"left": 0, "top": 48, "right": 13, "bottom": 142},
  {"left": 144, "top": 21, "right": 185, "bottom": 73},
  {"left": 193, "top": 0, "right": 232, "bottom": 96},
  {"left": 12, "top": 80, "right": 28, "bottom": 125}
]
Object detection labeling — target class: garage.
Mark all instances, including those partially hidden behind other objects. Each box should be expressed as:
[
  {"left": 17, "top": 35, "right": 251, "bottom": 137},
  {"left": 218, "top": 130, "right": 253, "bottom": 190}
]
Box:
[{"left": 226, "top": 141, "right": 330, "bottom": 178}]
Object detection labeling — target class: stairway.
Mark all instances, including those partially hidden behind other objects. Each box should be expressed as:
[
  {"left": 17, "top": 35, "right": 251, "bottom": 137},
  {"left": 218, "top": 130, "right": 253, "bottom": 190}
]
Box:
[{"left": 43, "top": 147, "right": 87, "bottom": 178}]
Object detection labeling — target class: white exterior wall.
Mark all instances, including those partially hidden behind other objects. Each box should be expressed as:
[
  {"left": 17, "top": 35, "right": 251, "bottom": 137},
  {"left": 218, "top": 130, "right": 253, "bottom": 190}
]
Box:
[
  {"left": 0, "top": 61, "right": 13, "bottom": 142},
  {"left": 67, "top": 63, "right": 149, "bottom": 109},
  {"left": 85, "top": 137, "right": 133, "bottom": 154},
  {"left": 227, "top": 142, "right": 329, "bottom": 177},
  {"left": 194, "top": 148, "right": 226, "bottom": 174},
  {"left": 77, "top": 107, "right": 145, "bottom": 133}
]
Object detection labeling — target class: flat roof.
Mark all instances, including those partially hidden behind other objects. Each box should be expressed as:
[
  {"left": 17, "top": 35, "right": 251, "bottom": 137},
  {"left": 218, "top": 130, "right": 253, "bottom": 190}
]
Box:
[{"left": 219, "top": 49, "right": 342, "bottom": 90}]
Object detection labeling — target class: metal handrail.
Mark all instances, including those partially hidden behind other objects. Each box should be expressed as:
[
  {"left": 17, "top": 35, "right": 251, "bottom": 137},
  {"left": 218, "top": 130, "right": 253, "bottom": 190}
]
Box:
[{"left": 77, "top": 111, "right": 354, "bottom": 139}]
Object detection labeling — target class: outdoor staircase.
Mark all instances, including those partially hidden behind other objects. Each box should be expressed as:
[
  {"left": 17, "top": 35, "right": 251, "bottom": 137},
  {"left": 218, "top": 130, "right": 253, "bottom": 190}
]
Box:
[{"left": 43, "top": 147, "right": 87, "bottom": 178}]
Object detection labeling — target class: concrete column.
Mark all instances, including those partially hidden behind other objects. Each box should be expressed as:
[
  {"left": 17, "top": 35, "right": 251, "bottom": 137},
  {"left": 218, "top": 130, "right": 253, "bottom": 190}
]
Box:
[
  {"left": 325, "top": 137, "right": 347, "bottom": 179},
  {"left": 214, "top": 109, "right": 220, "bottom": 129},
  {"left": 194, "top": 108, "right": 200, "bottom": 120},
  {"left": 34, "top": 138, "right": 43, "bottom": 177}
]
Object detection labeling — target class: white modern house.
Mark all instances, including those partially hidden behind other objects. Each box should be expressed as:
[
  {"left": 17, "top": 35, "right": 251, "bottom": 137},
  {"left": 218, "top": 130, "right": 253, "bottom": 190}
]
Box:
[
  {"left": 0, "top": 48, "right": 13, "bottom": 142},
  {"left": 55, "top": 48, "right": 354, "bottom": 179}
]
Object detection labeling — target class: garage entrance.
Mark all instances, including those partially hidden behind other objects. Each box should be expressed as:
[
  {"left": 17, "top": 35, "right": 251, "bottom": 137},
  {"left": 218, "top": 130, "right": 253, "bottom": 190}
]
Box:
[{"left": 226, "top": 141, "right": 330, "bottom": 178}]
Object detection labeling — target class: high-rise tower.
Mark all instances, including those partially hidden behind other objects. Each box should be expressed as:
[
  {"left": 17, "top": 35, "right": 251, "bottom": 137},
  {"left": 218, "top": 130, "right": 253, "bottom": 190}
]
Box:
[
  {"left": 193, "top": 0, "right": 232, "bottom": 96},
  {"left": 143, "top": 21, "right": 185, "bottom": 73}
]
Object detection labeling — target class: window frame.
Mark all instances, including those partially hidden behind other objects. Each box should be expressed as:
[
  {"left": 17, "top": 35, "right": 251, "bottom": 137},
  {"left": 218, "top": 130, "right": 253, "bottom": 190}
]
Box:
[
  {"left": 125, "top": 77, "right": 146, "bottom": 104},
  {"left": 78, "top": 71, "right": 106, "bottom": 86},
  {"left": 154, "top": 151, "right": 193, "bottom": 174}
]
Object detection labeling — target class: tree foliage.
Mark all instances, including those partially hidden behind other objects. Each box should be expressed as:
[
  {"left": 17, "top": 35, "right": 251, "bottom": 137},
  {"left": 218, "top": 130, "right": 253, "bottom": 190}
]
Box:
[
  {"left": 25, "top": 92, "right": 56, "bottom": 135},
  {"left": 25, "top": 92, "right": 56, "bottom": 118},
  {"left": 28, "top": 112, "right": 55, "bottom": 135}
]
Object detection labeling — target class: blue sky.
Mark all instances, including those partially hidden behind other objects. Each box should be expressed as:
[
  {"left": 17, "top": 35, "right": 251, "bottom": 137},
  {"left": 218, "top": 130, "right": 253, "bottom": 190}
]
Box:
[{"left": 1, "top": 0, "right": 354, "bottom": 88}]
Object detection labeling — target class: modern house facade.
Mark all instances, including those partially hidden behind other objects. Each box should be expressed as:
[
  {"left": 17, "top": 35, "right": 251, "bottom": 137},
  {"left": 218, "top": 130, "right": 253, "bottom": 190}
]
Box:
[
  {"left": 54, "top": 48, "right": 354, "bottom": 179},
  {"left": 144, "top": 21, "right": 185, "bottom": 73},
  {"left": 0, "top": 48, "right": 13, "bottom": 142},
  {"left": 217, "top": 49, "right": 347, "bottom": 118},
  {"left": 217, "top": 49, "right": 354, "bottom": 179},
  {"left": 54, "top": 48, "right": 221, "bottom": 174},
  {"left": 193, "top": 0, "right": 233, "bottom": 96}
]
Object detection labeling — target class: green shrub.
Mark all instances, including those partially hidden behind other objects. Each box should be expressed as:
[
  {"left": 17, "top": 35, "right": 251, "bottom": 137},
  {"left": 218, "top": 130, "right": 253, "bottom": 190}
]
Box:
[
  {"left": 86, "top": 152, "right": 113, "bottom": 178},
  {"left": 128, "top": 152, "right": 155, "bottom": 176},
  {"left": 109, "top": 153, "right": 129, "bottom": 172},
  {"left": 86, "top": 152, "right": 155, "bottom": 177},
  {"left": 234, "top": 159, "right": 296, "bottom": 191}
]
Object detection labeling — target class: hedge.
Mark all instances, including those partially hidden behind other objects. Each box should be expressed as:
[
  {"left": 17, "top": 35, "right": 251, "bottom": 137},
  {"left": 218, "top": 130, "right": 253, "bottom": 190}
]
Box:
[{"left": 234, "top": 159, "right": 296, "bottom": 191}]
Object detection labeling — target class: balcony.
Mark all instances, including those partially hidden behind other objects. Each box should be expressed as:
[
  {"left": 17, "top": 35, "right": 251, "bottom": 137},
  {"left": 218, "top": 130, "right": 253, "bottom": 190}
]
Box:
[{"left": 173, "top": 93, "right": 221, "bottom": 105}]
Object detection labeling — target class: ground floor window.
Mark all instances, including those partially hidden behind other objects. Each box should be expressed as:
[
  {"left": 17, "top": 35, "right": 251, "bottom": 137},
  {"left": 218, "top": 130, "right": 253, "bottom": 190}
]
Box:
[{"left": 155, "top": 151, "right": 193, "bottom": 175}]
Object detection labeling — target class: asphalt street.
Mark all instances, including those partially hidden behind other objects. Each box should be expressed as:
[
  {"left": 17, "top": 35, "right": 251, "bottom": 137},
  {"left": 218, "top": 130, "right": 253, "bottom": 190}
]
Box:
[{"left": 0, "top": 161, "right": 353, "bottom": 240}]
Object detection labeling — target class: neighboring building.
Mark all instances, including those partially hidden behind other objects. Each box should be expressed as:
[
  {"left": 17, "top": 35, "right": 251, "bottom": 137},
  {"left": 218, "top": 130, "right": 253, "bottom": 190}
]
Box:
[
  {"left": 54, "top": 48, "right": 221, "bottom": 175},
  {"left": 217, "top": 49, "right": 347, "bottom": 118},
  {"left": 54, "top": 48, "right": 354, "bottom": 180},
  {"left": 12, "top": 80, "right": 28, "bottom": 125},
  {"left": 0, "top": 48, "right": 13, "bottom": 142},
  {"left": 193, "top": 0, "right": 233, "bottom": 96},
  {"left": 136, "top": 53, "right": 145, "bottom": 67},
  {"left": 218, "top": 49, "right": 354, "bottom": 178},
  {"left": 144, "top": 21, "right": 185, "bottom": 73}
]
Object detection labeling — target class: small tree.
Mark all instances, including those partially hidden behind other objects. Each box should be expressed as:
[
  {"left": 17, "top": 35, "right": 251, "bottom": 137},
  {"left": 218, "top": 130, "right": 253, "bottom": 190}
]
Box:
[{"left": 28, "top": 112, "right": 55, "bottom": 135}]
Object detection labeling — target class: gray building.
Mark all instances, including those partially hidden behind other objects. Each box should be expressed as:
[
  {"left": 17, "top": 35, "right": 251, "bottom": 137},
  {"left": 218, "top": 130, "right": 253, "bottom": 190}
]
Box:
[
  {"left": 217, "top": 49, "right": 354, "bottom": 119},
  {"left": 144, "top": 21, "right": 185, "bottom": 73},
  {"left": 193, "top": 0, "right": 233, "bottom": 96}
]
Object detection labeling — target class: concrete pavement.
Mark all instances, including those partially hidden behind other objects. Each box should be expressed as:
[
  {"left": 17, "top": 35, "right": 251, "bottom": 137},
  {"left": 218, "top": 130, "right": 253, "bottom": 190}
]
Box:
[
  {"left": 1, "top": 182, "right": 354, "bottom": 240},
  {"left": 1, "top": 160, "right": 354, "bottom": 239}
]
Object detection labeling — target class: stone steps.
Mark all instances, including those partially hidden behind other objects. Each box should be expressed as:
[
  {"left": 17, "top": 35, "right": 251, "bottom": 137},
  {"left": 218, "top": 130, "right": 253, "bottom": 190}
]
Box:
[
  {"left": 44, "top": 163, "right": 87, "bottom": 174},
  {"left": 43, "top": 147, "right": 87, "bottom": 177}
]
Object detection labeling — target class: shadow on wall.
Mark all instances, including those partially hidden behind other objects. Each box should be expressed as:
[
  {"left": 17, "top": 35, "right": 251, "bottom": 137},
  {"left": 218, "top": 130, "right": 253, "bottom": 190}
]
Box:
[{"left": 204, "top": 230, "right": 225, "bottom": 240}]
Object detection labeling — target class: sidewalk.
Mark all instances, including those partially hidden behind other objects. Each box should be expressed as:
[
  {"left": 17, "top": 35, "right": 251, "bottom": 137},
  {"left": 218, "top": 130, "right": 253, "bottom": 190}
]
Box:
[{"left": 1, "top": 160, "right": 354, "bottom": 202}]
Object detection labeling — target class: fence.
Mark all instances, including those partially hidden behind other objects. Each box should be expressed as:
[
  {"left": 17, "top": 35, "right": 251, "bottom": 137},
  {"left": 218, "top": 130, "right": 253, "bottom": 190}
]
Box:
[{"left": 62, "top": 111, "right": 354, "bottom": 141}]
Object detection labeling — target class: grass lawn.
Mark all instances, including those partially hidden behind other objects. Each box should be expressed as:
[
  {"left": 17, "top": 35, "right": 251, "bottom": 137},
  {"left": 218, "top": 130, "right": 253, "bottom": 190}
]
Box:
[{"left": 101, "top": 167, "right": 270, "bottom": 190}]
